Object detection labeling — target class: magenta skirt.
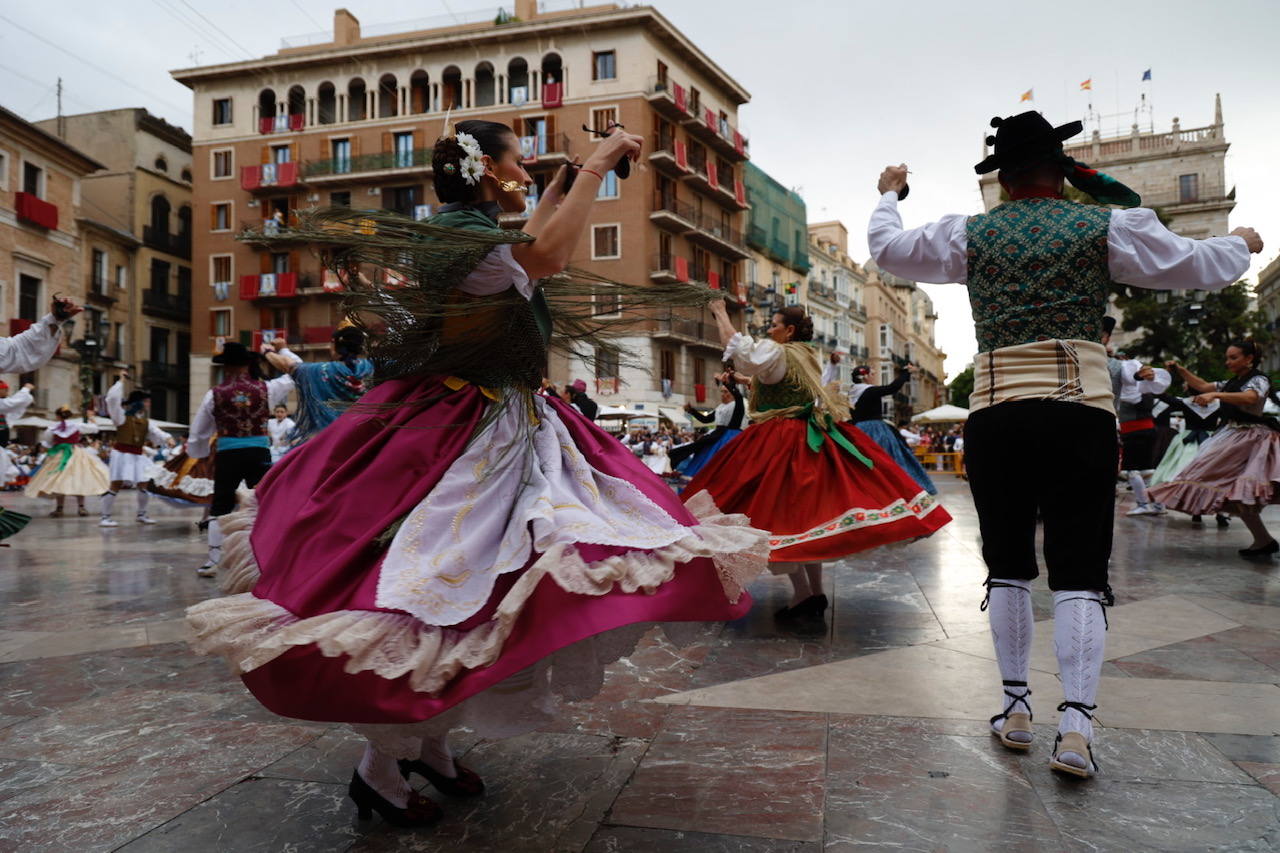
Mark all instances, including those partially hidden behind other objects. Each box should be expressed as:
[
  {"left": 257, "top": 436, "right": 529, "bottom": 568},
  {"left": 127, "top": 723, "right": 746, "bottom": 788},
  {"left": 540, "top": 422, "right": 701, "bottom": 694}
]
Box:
[
  {"left": 186, "top": 375, "right": 767, "bottom": 726},
  {"left": 1149, "top": 424, "right": 1280, "bottom": 515}
]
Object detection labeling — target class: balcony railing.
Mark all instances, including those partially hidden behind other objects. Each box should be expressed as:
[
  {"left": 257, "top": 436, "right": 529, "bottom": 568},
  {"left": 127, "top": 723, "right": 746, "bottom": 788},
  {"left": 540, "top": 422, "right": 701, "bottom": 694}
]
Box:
[
  {"left": 650, "top": 254, "right": 690, "bottom": 283},
  {"left": 142, "top": 226, "right": 192, "bottom": 259},
  {"left": 239, "top": 272, "right": 299, "bottom": 300},
  {"left": 142, "top": 288, "right": 191, "bottom": 320},
  {"left": 303, "top": 148, "right": 432, "bottom": 180},
  {"left": 259, "top": 113, "right": 305, "bottom": 134},
  {"left": 1140, "top": 182, "right": 1230, "bottom": 209},
  {"left": 143, "top": 361, "right": 187, "bottom": 386},
  {"left": 241, "top": 162, "right": 300, "bottom": 191},
  {"left": 651, "top": 193, "right": 698, "bottom": 228},
  {"left": 15, "top": 192, "right": 58, "bottom": 229},
  {"left": 646, "top": 77, "right": 692, "bottom": 120}
]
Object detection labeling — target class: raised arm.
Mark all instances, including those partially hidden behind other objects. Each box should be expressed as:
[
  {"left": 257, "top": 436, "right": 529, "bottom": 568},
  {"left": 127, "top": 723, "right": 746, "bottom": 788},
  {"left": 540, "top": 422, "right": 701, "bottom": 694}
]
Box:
[
  {"left": 867, "top": 165, "right": 969, "bottom": 284},
  {"left": 104, "top": 377, "right": 126, "bottom": 427},
  {"left": 1165, "top": 361, "right": 1216, "bottom": 394},
  {"left": 0, "top": 314, "right": 66, "bottom": 374},
  {"left": 1109, "top": 208, "right": 1258, "bottom": 290}
]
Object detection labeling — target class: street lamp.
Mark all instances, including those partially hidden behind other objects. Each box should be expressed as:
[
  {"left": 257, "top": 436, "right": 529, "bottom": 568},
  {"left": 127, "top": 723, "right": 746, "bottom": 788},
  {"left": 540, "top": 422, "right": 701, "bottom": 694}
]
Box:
[{"left": 68, "top": 316, "right": 112, "bottom": 412}]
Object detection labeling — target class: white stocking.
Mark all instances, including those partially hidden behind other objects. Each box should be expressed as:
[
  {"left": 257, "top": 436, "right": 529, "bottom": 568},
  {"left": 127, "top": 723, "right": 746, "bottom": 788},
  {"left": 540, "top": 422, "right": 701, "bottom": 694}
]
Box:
[
  {"left": 206, "top": 517, "right": 223, "bottom": 566},
  {"left": 136, "top": 489, "right": 150, "bottom": 516},
  {"left": 100, "top": 491, "right": 116, "bottom": 519},
  {"left": 358, "top": 742, "right": 412, "bottom": 808},
  {"left": 419, "top": 734, "right": 457, "bottom": 778},
  {"left": 1053, "top": 589, "right": 1106, "bottom": 768},
  {"left": 986, "top": 578, "right": 1033, "bottom": 742},
  {"left": 1125, "top": 470, "right": 1150, "bottom": 506}
]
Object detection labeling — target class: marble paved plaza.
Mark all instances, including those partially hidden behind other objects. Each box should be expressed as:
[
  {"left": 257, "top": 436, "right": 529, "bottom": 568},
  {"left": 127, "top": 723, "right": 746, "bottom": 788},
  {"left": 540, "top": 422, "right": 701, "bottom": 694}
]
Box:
[{"left": 0, "top": 479, "right": 1277, "bottom": 852}]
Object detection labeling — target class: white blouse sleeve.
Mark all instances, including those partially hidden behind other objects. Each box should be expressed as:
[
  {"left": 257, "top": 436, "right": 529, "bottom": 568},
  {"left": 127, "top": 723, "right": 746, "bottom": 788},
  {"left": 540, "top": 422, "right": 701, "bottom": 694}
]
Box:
[
  {"left": 0, "top": 388, "right": 33, "bottom": 418},
  {"left": 266, "top": 374, "right": 295, "bottom": 407},
  {"left": 867, "top": 192, "right": 970, "bottom": 284},
  {"left": 187, "top": 391, "right": 216, "bottom": 459},
  {"left": 723, "top": 333, "right": 787, "bottom": 384},
  {"left": 456, "top": 244, "right": 534, "bottom": 300},
  {"left": 147, "top": 422, "right": 170, "bottom": 446},
  {"left": 1108, "top": 208, "right": 1251, "bottom": 291},
  {"left": 104, "top": 380, "right": 126, "bottom": 427},
  {"left": 0, "top": 314, "right": 63, "bottom": 374}
]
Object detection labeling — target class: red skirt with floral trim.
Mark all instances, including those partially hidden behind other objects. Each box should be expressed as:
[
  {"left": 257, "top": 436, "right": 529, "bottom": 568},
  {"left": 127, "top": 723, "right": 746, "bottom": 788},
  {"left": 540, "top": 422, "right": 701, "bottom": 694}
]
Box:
[{"left": 683, "top": 417, "right": 951, "bottom": 562}]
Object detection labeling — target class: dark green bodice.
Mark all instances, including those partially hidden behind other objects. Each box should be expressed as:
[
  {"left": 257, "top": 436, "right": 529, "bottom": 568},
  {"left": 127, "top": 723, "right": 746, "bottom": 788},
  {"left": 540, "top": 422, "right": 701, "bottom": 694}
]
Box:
[{"left": 965, "top": 198, "right": 1113, "bottom": 352}]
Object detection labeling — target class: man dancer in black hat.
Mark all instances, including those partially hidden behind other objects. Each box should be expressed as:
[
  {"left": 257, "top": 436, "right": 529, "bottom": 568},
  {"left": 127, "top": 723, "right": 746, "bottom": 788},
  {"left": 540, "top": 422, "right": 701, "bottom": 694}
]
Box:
[
  {"left": 101, "top": 372, "right": 175, "bottom": 527},
  {"left": 187, "top": 342, "right": 295, "bottom": 577},
  {"left": 868, "top": 110, "right": 1262, "bottom": 777}
]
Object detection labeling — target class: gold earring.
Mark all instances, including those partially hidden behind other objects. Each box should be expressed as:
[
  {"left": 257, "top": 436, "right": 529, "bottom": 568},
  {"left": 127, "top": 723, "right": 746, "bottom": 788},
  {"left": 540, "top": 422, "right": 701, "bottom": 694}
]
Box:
[{"left": 497, "top": 179, "right": 527, "bottom": 193}]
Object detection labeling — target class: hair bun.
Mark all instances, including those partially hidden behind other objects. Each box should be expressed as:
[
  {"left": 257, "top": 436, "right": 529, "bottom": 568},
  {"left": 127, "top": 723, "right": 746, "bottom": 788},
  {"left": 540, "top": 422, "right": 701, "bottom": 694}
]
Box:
[{"left": 990, "top": 117, "right": 1004, "bottom": 128}]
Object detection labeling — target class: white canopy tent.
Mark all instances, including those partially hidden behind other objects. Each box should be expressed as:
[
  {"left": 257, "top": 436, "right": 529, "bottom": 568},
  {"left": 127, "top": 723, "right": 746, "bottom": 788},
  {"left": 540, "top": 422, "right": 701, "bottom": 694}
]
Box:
[
  {"left": 911, "top": 404, "right": 970, "bottom": 424},
  {"left": 9, "top": 415, "right": 188, "bottom": 431}
]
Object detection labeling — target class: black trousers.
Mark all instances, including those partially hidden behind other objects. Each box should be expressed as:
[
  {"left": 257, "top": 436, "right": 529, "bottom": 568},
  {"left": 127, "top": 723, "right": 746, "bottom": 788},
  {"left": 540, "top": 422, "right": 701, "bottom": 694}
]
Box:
[
  {"left": 964, "top": 401, "right": 1117, "bottom": 590},
  {"left": 211, "top": 446, "right": 271, "bottom": 517}
]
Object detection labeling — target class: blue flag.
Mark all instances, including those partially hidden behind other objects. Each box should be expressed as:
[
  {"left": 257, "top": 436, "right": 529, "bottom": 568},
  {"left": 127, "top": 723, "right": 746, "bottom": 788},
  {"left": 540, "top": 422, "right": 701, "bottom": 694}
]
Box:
[{"left": 1141, "top": 69, "right": 1152, "bottom": 81}]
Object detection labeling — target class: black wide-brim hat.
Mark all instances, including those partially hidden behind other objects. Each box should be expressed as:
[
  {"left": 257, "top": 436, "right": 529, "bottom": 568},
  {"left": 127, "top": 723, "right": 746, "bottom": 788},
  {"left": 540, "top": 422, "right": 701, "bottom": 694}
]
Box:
[
  {"left": 975, "top": 111, "right": 1083, "bottom": 175},
  {"left": 125, "top": 389, "right": 151, "bottom": 404},
  {"left": 211, "top": 341, "right": 259, "bottom": 367}
]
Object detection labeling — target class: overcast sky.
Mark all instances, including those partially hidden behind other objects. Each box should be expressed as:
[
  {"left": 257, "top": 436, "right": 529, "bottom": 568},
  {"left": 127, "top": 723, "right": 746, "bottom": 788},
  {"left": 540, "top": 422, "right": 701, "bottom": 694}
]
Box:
[{"left": 3, "top": 0, "right": 1277, "bottom": 376}]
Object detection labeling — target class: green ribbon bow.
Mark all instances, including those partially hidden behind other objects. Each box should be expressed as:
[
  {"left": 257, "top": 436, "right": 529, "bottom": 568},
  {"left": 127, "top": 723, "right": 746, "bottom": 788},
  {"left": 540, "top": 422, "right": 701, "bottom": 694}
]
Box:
[
  {"left": 802, "top": 403, "right": 874, "bottom": 469},
  {"left": 46, "top": 442, "right": 74, "bottom": 473}
]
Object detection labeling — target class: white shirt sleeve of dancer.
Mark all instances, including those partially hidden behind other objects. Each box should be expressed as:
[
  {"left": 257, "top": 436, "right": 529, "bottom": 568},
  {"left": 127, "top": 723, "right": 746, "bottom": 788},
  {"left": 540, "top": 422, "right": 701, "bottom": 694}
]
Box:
[
  {"left": 187, "top": 391, "right": 216, "bottom": 459},
  {"left": 867, "top": 192, "right": 970, "bottom": 284},
  {"left": 266, "top": 375, "right": 294, "bottom": 408},
  {"left": 276, "top": 346, "right": 304, "bottom": 366},
  {"left": 147, "top": 422, "right": 170, "bottom": 446},
  {"left": 0, "top": 388, "right": 33, "bottom": 418},
  {"left": 78, "top": 420, "right": 101, "bottom": 436},
  {"left": 38, "top": 426, "right": 54, "bottom": 448},
  {"left": 456, "top": 244, "right": 534, "bottom": 299},
  {"left": 723, "top": 333, "right": 786, "bottom": 384},
  {"left": 0, "top": 314, "right": 63, "bottom": 374},
  {"left": 104, "top": 380, "right": 126, "bottom": 427},
  {"left": 1108, "top": 208, "right": 1251, "bottom": 290}
]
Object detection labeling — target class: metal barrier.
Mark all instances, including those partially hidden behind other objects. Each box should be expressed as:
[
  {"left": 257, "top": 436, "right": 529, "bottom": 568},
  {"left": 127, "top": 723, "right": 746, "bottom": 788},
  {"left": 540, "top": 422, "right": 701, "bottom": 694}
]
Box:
[{"left": 914, "top": 448, "right": 966, "bottom": 478}]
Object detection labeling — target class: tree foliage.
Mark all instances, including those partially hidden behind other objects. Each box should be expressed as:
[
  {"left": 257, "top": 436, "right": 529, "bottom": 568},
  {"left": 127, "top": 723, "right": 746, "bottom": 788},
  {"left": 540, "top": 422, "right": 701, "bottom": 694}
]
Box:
[{"left": 948, "top": 365, "right": 975, "bottom": 407}]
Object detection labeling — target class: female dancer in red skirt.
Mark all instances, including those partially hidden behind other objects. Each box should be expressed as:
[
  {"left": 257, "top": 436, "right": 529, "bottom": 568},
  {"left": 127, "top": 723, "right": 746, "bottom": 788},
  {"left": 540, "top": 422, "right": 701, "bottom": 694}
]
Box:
[{"left": 685, "top": 301, "right": 951, "bottom": 622}]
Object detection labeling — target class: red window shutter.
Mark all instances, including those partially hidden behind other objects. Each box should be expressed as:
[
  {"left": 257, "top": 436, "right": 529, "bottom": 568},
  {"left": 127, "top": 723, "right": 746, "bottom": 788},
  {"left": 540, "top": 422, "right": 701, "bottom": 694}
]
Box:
[
  {"left": 674, "top": 256, "right": 689, "bottom": 282},
  {"left": 735, "top": 179, "right": 746, "bottom": 206},
  {"left": 278, "top": 162, "right": 297, "bottom": 187},
  {"left": 673, "top": 84, "right": 686, "bottom": 113},
  {"left": 239, "top": 275, "right": 259, "bottom": 300},
  {"left": 734, "top": 131, "right": 745, "bottom": 155},
  {"left": 674, "top": 140, "right": 688, "bottom": 170},
  {"left": 694, "top": 383, "right": 706, "bottom": 403},
  {"left": 707, "top": 270, "right": 721, "bottom": 290},
  {"left": 240, "top": 165, "right": 260, "bottom": 191},
  {"left": 704, "top": 107, "right": 715, "bottom": 129},
  {"left": 706, "top": 161, "right": 718, "bottom": 189}
]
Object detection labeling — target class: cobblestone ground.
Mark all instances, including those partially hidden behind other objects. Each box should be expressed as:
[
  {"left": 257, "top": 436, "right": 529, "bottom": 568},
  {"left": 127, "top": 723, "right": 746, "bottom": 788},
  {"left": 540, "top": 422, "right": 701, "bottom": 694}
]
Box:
[{"left": 0, "top": 479, "right": 1276, "bottom": 852}]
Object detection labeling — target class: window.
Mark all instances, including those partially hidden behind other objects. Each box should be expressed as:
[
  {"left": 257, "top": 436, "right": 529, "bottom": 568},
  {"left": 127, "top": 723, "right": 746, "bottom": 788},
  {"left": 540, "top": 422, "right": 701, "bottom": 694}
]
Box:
[
  {"left": 18, "top": 274, "right": 41, "bottom": 321},
  {"left": 594, "top": 345, "right": 620, "bottom": 380},
  {"left": 331, "top": 139, "right": 351, "bottom": 173},
  {"left": 211, "top": 255, "right": 232, "bottom": 285},
  {"left": 1179, "top": 174, "right": 1199, "bottom": 203},
  {"left": 596, "top": 169, "right": 618, "bottom": 199},
  {"left": 655, "top": 60, "right": 668, "bottom": 90},
  {"left": 590, "top": 106, "right": 618, "bottom": 134},
  {"left": 0, "top": 150, "right": 8, "bottom": 191},
  {"left": 689, "top": 87, "right": 700, "bottom": 115},
  {"left": 211, "top": 202, "right": 231, "bottom": 231},
  {"left": 592, "top": 50, "right": 616, "bottom": 81},
  {"left": 693, "top": 358, "right": 705, "bottom": 389},
  {"left": 592, "top": 224, "right": 620, "bottom": 259},
  {"left": 385, "top": 185, "right": 419, "bottom": 217},
  {"left": 114, "top": 323, "right": 125, "bottom": 359},
  {"left": 271, "top": 144, "right": 291, "bottom": 164},
  {"left": 92, "top": 249, "right": 107, "bottom": 293},
  {"left": 150, "top": 259, "right": 171, "bottom": 293},
  {"left": 393, "top": 132, "right": 414, "bottom": 168},
  {"left": 154, "top": 155, "right": 168, "bottom": 172},
  {"left": 330, "top": 191, "right": 351, "bottom": 207},
  {"left": 660, "top": 349, "right": 676, "bottom": 383},
  {"left": 271, "top": 252, "right": 290, "bottom": 274},
  {"left": 594, "top": 290, "right": 621, "bottom": 318},
  {"left": 23, "top": 162, "right": 42, "bottom": 197},
  {"left": 212, "top": 98, "right": 233, "bottom": 125},
  {"left": 210, "top": 308, "right": 232, "bottom": 337},
  {"left": 115, "top": 264, "right": 126, "bottom": 290},
  {"left": 181, "top": 167, "right": 192, "bottom": 182},
  {"left": 879, "top": 322, "right": 893, "bottom": 354},
  {"left": 212, "top": 149, "right": 232, "bottom": 179}
]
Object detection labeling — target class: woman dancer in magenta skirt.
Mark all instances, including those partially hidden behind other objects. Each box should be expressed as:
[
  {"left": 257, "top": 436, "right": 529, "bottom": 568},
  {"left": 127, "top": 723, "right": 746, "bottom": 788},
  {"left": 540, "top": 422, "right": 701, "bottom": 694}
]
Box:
[{"left": 186, "top": 120, "right": 768, "bottom": 828}]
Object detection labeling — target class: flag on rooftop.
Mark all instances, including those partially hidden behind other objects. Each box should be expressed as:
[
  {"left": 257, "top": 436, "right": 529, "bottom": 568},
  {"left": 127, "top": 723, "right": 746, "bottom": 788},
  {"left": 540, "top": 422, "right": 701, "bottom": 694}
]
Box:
[
  {"left": 1020, "top": 88, "right": 1033, "bottom": 102},
  {"left": 1142, "top": 69, "right": 1152, "bottom": 81},
  {"left": 1080, "top": 79, "right": 1092, "bottom": 91}
]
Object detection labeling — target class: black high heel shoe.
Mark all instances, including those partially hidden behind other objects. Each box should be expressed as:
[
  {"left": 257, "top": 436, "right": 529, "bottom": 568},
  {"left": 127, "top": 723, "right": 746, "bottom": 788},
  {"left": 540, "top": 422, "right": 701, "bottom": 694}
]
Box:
[
  {"left": 1238, "top": 539, "right": 1279, "bottom": 558},
  {"left": 398, "top": 758, "right": 485, "bottom": 797},
  {"left": 348, "top": 769, "right": 442, "bottom": 827}
]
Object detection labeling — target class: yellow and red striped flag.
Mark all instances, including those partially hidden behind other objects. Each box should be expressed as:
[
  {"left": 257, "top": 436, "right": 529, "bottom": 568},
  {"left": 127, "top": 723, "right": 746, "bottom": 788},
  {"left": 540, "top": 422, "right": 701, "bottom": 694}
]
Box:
[
  {"left": 1019, "top": 89, "right": 1034, "bottom": 102},
  {"left": 1080, "top": 79, "right": 1093, "bottom": 91}
]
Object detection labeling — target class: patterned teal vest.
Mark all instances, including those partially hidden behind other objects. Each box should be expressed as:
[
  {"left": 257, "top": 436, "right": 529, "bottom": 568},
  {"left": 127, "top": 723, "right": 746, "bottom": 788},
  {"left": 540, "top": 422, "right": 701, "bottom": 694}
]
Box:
[{"left": 965, "top": 198, "right": 1113, "bottom": 352}]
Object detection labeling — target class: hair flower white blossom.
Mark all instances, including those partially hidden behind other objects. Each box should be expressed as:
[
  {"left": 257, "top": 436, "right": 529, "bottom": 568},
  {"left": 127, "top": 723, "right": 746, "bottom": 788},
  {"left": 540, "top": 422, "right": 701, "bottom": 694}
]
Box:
[{"left": 453, "top": 131, "right": 486, "bottom": 185}]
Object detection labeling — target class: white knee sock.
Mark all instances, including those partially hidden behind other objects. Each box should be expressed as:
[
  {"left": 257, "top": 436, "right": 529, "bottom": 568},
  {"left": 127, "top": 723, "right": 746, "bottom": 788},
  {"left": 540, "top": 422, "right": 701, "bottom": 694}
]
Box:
[
  {"left": 100, "top": 491, "right": 116, "bottom": 518},
  {"left": 986, "top": 578, "right": 1033, "bottom": 741},
  {"left": 418, "top": 734, "right": 457, "bottom": 778},
  {"left": 136, "top": 489, "right": 150, "bottom": 516},
  {"left": 206, "top": 518, "right": 223, "bottom": 566},
  {"left": 358, "top": 742, "right": 412, "bottom": 808},
  {"left": 1053, "top": 589, "right": 1106, "bottom": 766},
  {"left": 1126, "top": 471, "right": 1150, "bottom": 505}
]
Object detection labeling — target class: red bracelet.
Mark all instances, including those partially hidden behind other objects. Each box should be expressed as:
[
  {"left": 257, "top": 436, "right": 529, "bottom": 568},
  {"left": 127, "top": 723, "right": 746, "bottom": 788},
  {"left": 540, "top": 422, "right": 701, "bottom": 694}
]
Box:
[{"left": 579, "top": 167, "right": 604, "bottom": 181}]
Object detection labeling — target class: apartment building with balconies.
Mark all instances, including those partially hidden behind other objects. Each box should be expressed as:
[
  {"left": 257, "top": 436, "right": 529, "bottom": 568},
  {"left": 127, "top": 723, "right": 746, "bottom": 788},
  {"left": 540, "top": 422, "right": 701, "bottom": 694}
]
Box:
[
  {"left": 0, "top": 106, "right": 103, "bottom": 414},
  {"left": 806, "top": 221, "right": 869, "bottom": 390},
  {"left": 172, "top": 1, "right": 751, "bottom": 411},
  {"left": 36, "top": 109, "right": 195, "bottom": 420}
]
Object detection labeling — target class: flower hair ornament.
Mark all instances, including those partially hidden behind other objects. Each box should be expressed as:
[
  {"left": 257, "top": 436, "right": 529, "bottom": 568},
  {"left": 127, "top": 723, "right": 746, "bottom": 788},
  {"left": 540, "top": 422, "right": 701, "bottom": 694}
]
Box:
[{"left": 453, "top": 131, "right": 486, "bottom": 186}]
